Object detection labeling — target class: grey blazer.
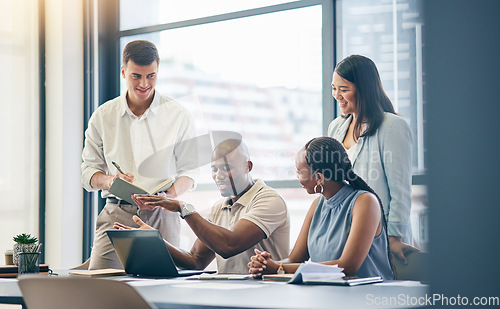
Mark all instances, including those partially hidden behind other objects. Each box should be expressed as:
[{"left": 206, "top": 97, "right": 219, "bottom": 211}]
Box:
[{"left": 328, "top": 113, "right": 413, "bottom": 243}]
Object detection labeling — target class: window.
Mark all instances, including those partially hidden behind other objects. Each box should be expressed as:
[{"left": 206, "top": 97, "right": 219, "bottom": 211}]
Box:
[
  {"left": 336, "top": 0, "right": 427, "bottom": 248},
  {"left": 120, "top": 5, "right": 323, "bottom": 183},
  {"left": 336, "top": 0, "right": 425, "bottom": 174},
  {"left": 92, "top": 0, "right": 427, "bottom": 256},
  {"left": 117, "top": 2, "right": 324, "bottom": 253},
  {"left": 120, "top": 0, "right": 296, "bottom": 30},
  {"left": 0, "top": 1, "right": 40, "bottom": 255}
]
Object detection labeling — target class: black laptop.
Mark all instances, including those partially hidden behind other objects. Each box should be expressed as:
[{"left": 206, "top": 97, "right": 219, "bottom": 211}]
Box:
[{"left": 106, "top": 229, "right": 215, "bottom": 278}]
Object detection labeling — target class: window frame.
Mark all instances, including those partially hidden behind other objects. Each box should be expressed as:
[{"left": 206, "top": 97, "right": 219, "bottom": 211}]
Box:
[
  {"left": 39, "top": 0, "right": 47, "bottom": 263},
  {"left": 121, "top": 0, "right": 335, "bottom": 190},
  {"left": 82, "top": 0, "right": 425, "bottom": 260}
]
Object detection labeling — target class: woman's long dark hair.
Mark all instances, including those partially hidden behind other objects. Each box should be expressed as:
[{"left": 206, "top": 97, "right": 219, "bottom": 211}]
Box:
[
  {"left": 304, "top": 136, "right": 394, "bottom": 276},
  {"left": 334, "top": 55, "right": 395, "bottom": 141}
]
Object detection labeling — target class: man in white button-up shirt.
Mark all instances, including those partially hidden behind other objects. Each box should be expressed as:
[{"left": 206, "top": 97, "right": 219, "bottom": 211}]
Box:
[{"left": 81, "top": 40, "right": 199, "bottom": 270}]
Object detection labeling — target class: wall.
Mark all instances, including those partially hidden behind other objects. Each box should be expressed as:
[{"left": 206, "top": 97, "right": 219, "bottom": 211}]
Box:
[
  {"left": 425, "top": 0, "right": 500, "bottom": 301},
  {"left": 45, "top": 0, "right": 84, "bottom": 269}
]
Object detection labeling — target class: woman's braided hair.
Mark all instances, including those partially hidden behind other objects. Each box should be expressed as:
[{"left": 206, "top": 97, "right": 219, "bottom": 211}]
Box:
[{"left": 304, "top": 136, "right": 394, "bottom": 275}]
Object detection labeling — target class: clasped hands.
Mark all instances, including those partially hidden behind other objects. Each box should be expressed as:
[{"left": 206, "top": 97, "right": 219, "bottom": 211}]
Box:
[{"left": 248, "top": 249, "right": 279, "bottom": 277}]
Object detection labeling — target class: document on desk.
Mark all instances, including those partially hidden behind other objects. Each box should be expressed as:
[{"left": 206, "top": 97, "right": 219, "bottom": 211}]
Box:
[
  {"left": 288, "top": 261, "right": 345, "bottom": 284},
  {"left": 171, "top": 282, "right": 263, "bottom": 290},
  {"left": 125, "top": 279, "right": 186, "bottom": 287},
  {"left": 196, "top": 274, "right": 252, "bottom": 280},
  {"left": 303, "top": 276, "right": 383, "bottom": 286},
  {"left": 374, "top": 280, "right": 426, "bottom": 287}
]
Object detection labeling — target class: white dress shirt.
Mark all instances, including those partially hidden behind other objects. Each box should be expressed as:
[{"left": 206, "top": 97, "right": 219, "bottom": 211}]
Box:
[{"left": 81, "top": 91, "right": 199, "bottom": 198}]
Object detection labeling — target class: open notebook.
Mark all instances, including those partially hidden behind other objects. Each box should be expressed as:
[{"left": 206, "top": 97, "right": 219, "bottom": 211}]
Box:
[
  {"left": 263, "top": 261, "right": 383, "bottom": 286},
  {"left": 108, "top": 177, "right": 175, "bottom": 206}
]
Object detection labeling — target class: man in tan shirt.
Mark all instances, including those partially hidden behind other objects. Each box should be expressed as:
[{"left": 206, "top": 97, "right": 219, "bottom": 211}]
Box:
[{"left": 115, "top": 139, "right": 290, "bottom": 274}]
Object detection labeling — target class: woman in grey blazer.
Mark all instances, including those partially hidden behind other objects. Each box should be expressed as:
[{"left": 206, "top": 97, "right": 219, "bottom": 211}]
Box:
[{"left": 328, "top": 55, "right": 417, "bottom": 263}]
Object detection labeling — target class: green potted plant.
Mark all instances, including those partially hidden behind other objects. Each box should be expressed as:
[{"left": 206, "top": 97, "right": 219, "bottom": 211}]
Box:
[{"left": 13, "top": 233, "right": 39, "bottom": 266}]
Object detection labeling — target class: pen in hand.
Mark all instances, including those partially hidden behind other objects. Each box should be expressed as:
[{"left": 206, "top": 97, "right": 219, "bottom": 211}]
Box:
[
  {"left": 112, "top": 161, "right": 125, "bottom": 174},
  {"left": 111, "top": 161, "right": 134, "bottom": 185}
]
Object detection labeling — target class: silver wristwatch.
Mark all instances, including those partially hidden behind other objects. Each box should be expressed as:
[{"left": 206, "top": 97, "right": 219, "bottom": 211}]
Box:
[{"left": 180, "top": 203, "right": 196, "bottom": 219}]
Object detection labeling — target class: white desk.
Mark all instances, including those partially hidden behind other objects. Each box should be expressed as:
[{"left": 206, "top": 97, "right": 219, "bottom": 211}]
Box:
[{"left": 1, "top": 275, "right": 428, "bottom": 308}]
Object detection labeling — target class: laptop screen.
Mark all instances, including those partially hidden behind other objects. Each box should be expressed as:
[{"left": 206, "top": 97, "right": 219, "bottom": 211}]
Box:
[{"left": 106, "top": 229, "right": 181, "bottom": 278}]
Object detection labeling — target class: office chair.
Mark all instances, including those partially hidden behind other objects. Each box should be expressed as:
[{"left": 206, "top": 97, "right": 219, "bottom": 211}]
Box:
[
  {"left": 392, "top": 251, "right": 429, "bottom": 282},
  {"left": 18, "top": 276, "right": 156, "bottom": 309}
]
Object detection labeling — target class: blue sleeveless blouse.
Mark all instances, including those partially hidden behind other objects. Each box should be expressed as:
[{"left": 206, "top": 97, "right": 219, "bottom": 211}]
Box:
[{"left": 307, "top": 184, "right": 394, "bottom": 280}]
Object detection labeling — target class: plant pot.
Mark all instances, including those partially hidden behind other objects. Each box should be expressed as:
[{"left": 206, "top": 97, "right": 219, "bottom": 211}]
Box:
[{"left": 13, "top": 243, "right": 38, "bottom": 266}]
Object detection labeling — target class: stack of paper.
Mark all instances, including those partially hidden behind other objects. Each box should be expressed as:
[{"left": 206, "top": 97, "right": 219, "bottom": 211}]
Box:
[
  {"left": 263, "top": 262, "right": 383, "bottom": 286},
  {"left": 289, "top": 261, "right": 345, "bottom": 284},
  {"left": 0, "top": 264, "right": 50, "bottom": 278}
]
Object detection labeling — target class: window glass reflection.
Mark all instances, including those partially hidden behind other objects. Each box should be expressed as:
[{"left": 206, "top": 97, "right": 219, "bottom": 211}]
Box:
[
  {"left": 120, "top": 0, "right": 295, "bottom": 30},
  {"left": 336, "top": 0, "right": 425, "bottom": 174},
  {"left": 121, "top": 6, "right": 323, "bottom": 183}
]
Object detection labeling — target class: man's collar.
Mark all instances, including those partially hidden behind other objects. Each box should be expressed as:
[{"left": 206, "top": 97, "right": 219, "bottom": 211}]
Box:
[
  {"left": 119, "top": 90, "right": 160, "bottom": 117},
  {"left": 118, "top": 92, "right": 129, "bottom": 117},
  {"left": 221, "top": 179, "right": 265, "bottom": 209},
  {"left": 148, "top": 91, "right": 160, "bottom": 115}
]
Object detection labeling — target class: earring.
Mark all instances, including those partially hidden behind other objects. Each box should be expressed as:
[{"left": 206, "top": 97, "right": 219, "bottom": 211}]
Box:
[{"left": 314, "top": 184, "right": 324, "bottom": 194}]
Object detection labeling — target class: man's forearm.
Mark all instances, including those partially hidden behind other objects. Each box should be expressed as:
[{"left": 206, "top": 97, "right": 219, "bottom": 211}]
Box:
[
  {"left": 90, "top": 172, "right": 113, "bottom": 190},
  {"left": 164, "top": 239, "right": 212, "bottom": 270},
  {"left": 184, "top": 213, "right": 263, "bottom": 259},
  {"left": 185, "top": 215, "right": 236, "bottom": 258}
]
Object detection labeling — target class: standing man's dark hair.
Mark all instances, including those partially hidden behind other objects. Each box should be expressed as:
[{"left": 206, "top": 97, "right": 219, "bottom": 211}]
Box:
[{"left": 122, "top": 40, "right": 160, "bottom": 67}]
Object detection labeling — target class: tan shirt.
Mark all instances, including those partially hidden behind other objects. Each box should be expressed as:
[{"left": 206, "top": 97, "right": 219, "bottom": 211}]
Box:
[{"left": 207, "top": 179, "right": 290, "bottom": 274}]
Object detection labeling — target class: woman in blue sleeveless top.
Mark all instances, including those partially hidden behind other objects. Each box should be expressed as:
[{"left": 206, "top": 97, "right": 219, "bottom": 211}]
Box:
[{"left": 248, "top": 137, "right": 394, "bottom": 280}]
